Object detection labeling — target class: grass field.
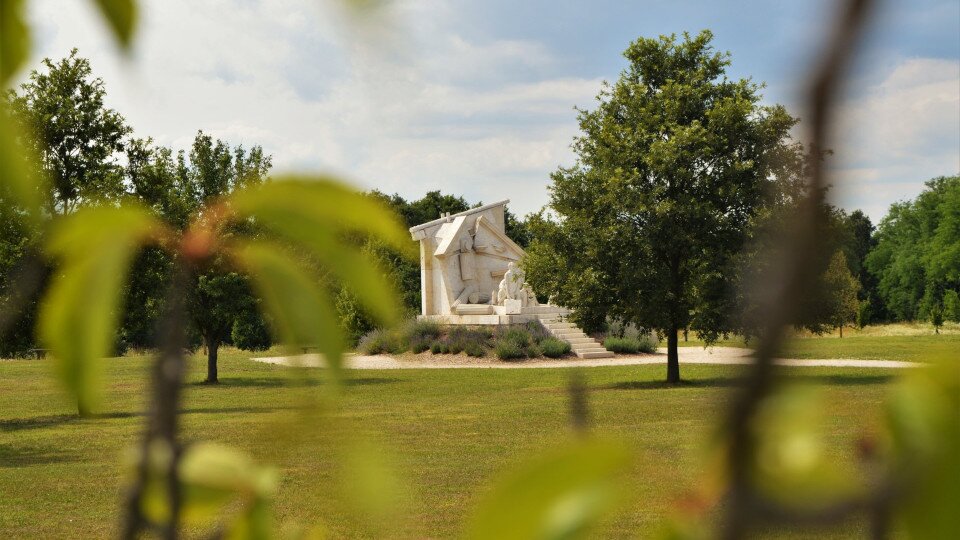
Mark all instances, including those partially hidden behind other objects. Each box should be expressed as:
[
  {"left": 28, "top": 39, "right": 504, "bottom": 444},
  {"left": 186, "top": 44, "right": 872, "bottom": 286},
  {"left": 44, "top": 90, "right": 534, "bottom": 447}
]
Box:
[
  {"left": 0, "top": 335, "right": 928, "bottom": 539},
  {"left": 675, "top": 322, "right": 960, "bottom": 363}
]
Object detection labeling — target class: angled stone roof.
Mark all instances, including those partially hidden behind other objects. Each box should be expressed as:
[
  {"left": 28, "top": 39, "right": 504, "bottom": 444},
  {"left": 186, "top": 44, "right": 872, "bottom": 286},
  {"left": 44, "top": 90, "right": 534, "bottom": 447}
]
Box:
[{"left": 408, "top": 199, "right": 510, "bottom": 236}]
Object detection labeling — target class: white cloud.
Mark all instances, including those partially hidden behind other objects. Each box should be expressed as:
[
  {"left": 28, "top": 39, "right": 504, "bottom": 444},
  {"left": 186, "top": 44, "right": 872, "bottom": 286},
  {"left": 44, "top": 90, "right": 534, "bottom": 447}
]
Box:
[
  {"left": 831, "top": 57, "right": 960, "bottom": 221},
  {"left": 25, "top": 1, "right": 952, "bottom": 223},
  {"left": 20, "top": 0, "right": 598, "bottom": 217}
]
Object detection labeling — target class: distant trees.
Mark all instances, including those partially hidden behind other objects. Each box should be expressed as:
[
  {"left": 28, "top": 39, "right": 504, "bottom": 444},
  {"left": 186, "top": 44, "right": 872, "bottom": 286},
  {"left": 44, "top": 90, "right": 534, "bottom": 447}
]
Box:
[
  {"left": 865, "top": 176, "right": 960, "bottom": 332},
  {"left": 524, "top": 31, "right": 801, "bottom": 383},
  {"left": 1, "top": 51, "right": 274, "bottom": 374},
  {"left": 7, "top": 49, "right": 130, "bottom": 214},
  {"left": 2, "top": 49, "right": 130, "bottom": 356}
]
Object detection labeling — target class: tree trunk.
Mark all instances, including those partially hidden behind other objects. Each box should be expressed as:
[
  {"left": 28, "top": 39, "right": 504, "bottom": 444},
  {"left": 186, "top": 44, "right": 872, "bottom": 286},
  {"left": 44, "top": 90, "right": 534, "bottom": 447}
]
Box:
[
  {"left": 839, "top": 325, "right": 843, "bottom": 338},
  {"left": 78, "top": 400, "right": 91, "bottom": 418},
  {"left": 667, "top": 324, "right": 680, "bottom": 384},
  {"left": 206, "top": 338, "right": 219, "bottom": 384},
  {"left": 683, "top": 327, "right": 689, "bottom": 342}
]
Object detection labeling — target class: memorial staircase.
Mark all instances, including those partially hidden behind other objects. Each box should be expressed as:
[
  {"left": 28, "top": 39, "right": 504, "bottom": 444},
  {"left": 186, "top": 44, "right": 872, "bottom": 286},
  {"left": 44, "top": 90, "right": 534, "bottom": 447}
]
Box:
[{"left": 538, "top": 314, "right": 614, "bottom": 359}]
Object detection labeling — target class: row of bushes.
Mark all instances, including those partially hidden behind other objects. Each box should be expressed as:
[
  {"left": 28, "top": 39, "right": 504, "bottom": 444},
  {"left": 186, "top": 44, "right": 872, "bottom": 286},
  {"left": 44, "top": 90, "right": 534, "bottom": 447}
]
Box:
[
  {"left": 358, "top": 320, "right": 572, "bottom": 360},
  {"left": 359, "top": 319, "right": 659, "bottom": 360},
  {"left": 602, "top": 335, "right": 657, "bottom": 354}
]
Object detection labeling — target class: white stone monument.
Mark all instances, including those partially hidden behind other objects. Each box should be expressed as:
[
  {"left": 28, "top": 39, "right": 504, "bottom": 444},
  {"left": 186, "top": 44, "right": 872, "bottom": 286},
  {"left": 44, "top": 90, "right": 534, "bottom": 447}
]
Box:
[{"left": 408, "top": 200, "right": 570, "bottom": 325}]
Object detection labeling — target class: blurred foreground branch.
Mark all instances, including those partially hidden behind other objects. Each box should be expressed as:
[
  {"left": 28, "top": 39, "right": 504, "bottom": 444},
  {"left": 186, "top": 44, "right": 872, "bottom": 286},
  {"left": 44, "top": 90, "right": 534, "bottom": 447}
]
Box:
[
  {"left": 720, "top": 0, "right": 878, "bottom": 537},
  {"left": 123, "top": 261, "right": 192, "bottom": 539}
]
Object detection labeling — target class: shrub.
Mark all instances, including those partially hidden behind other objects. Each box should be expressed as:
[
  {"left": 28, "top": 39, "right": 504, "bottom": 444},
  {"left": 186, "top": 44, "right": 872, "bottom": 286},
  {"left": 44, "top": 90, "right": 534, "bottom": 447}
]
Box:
[
  {"left": 231, "top": 309, "right": 272, "bottom": 351},
  {"left": 445, "top": 326, "right": 492, "bottom": 355},
  {"left": 358, "top": 328, "right": 404, "bottom": 355},
  {"left": 540, "top": 338, "right": 571, "bottom": 358},
  {"left": 603, "top": 336, "right": 639, "bottom": 354},
  {"left": 603, "top": 335, "right": 657, "bottom": 354},
  {"left": 447, "top": 339, "right": 465, "bottom": 355},
  {"left": 494, "top": 325, "right": 543, "bottom": 359},
  {"left": 635, "top": 334, "right": 657, "bottom": 353},
  {"left": 465, "top": 341, "right": 486, "bottom": 357},
  {"left": 430, "top": 341, "right": 446, "bottom": 354},
  {"left": 410, "top": 335, "right": 431, "bottom": 354},
  {"left": 494, "top": 339, "right": 524, "bottom": 360},
  {"left": 522, "top": 320, "right": 550, "bottom": 343},
  {"left": 404, "top": 319, "right": 442, "bottom": 342},
  {"left": 498, "top": 326, "right": 532, "bottom": 347}
]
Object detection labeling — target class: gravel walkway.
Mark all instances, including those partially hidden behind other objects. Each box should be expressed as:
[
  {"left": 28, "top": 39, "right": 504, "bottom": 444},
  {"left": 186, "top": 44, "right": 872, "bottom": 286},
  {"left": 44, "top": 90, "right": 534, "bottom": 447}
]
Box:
[{"left": 252, "top": 346, "right": 918, "bottom": 370}]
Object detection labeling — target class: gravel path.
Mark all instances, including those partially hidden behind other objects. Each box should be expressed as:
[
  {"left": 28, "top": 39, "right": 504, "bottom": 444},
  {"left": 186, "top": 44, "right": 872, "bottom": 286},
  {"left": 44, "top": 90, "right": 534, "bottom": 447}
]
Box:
[{"left": 252, "top": 346, "right": 918, "bottom": 370}]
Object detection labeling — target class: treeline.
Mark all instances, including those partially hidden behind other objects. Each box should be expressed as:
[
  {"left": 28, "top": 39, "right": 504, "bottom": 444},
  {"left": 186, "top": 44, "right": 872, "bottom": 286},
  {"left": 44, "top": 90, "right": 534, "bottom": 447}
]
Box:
[
  {"left": 0, "top": 51, "right": 528, "bottom": 362},
  {"left": 2, "top": 50, "right": 955, "bottom": 364},
  {"left": 519, "top": 30, "right": 959, "bottom": 351}
]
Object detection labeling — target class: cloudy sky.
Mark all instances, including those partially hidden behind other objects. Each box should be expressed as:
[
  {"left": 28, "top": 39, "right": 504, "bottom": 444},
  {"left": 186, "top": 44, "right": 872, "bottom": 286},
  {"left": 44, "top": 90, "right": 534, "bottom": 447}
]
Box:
[{"left": 18, "top": 0, "right": 960, "bottom": 221}]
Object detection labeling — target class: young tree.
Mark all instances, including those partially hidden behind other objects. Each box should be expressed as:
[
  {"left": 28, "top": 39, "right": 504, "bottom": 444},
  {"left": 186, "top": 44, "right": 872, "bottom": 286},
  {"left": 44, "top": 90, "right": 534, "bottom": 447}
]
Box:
[
  {"left": 126, "top": 132, "right": 273, "bottom": 382},
  {"left": 7, "top": 49, "right": 130, "bottom": 214},
  {"left": 525, "top": 31, "right": 799, "bottom": 383},
  {"left": 818, "top": 251, "right": 861, "bottom": 337}
]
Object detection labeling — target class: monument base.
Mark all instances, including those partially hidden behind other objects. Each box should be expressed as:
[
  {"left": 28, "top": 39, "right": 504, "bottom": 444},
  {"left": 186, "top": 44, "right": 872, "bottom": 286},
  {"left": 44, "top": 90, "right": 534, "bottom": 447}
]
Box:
[{"left": 418, "top": 304, "right": 570, "bottom": 326}]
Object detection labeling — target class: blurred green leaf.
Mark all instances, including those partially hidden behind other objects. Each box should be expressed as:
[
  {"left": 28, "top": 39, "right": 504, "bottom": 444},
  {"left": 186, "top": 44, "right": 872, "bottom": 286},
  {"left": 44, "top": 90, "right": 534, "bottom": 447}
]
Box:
[
  {"left": 226, "top": 496, "right": 272, "bottom": 540},
  {"left": 138, "top": 441, "right": 276, "bottom": 532},
  {"left": 0, "top": 104, "right": 47, "bottom": 220},
  {"left": 229, "top": 176, "right": 413, "bottom": 254},
  {"left": 750, "top": 386, "right": 854, "bottom": 509},
  {"left": 179, "top": 442, "right": 278, "bottom": 526},
  {"left": 467, "top": 438, "right": 631, "bottom": 540},
  {"left": 39, "top": 203, "right": 162, "bottom": 414},
  {"left": 340, "top": 439, "right": 406, "bottom": 530},
  {"left": 230, "top": 241, "right": 344, "bottom": 372},
  {"left": 90, "top": 0, "right": 138, "bottom": 48},
  {"left": 886, "top": 361, "right": 960, "bottom": 540},
  {"left": 229, "top": 177, "right": 411, "bottom": 327},
  {"left": 0, "top": 0, "right": 29, "bottom": 84}
]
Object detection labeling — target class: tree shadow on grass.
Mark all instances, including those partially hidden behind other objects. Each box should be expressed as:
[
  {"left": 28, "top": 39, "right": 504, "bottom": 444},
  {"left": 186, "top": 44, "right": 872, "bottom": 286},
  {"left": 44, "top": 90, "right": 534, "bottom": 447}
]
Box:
[
  {"left": 597, "top": 378, "right": 744, "bottom": 391},
  {"left": 181, "top": 405, "right": 301, "bottom": 415},
  {"left": 597, "top": 373, "right": 895, "bottom": 391},
  {"left": 0, "top": 411, "right": 140, "bottom": 433},
  {"left": 0, "top": 402, "right": 323, "bottom": 433},
  {"left": 188, "top": 376, "right": 401, "bottom": 388},
  {"left": 0, "top": 443, "right": 80, "bottom": 467},
  {"left": 791, "top": 374, "right": 896, "bottom": 386}
]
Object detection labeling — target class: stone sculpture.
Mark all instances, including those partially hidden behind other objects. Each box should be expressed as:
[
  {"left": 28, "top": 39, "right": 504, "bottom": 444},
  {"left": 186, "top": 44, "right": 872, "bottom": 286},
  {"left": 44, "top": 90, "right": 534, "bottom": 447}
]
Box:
[
  {"left": 496, "top": 262, "right": 537, "bottom": 307},
  {"left": 408, "top": 200, "right": 562, "bottom": 324}
]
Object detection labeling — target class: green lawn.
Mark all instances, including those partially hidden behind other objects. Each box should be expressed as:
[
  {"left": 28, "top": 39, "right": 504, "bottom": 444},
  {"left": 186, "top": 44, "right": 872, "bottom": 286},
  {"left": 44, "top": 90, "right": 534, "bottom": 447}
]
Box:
[
  {"left": 0, "top": 344, "right": 914, "bottom": 538},
  {"left": 675, "top": 322, "right": 959, "bottom": 363}
]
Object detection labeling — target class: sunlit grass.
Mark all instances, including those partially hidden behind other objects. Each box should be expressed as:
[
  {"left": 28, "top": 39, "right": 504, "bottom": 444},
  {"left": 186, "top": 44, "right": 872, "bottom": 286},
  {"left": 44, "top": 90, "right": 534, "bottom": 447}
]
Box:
[
  {"left": 671, "top": 323, "right": 959, "bottom": 362},
  {"left": 0, "top": 344, "right": 919, "bottom": 538}
]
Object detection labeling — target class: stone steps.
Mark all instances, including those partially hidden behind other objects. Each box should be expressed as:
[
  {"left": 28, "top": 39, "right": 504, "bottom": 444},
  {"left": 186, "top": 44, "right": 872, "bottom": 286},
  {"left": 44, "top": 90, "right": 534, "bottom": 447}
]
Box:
[{"left": 538, "top": 315, "right": 614, "bottom": 359}]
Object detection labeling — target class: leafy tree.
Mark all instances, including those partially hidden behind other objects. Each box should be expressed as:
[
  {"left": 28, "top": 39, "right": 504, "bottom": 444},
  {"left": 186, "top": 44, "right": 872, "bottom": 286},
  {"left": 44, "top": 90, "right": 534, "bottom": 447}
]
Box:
[
  {"left": 231, "top": 304, "right": 272, "bottom": 351},
  {"left": 2, "top": 49, "right": 131, "bottom": 355},
  {"left": 0, "top": 190, "right": 44, "bottom": 356},
  {"left": 866, "top": 176, "right": 959, "bottom": 327},
  {"left": 524, "top": 31, "right": 799, "bottom": 382},
  {"left": 943, "top": 289, "right": 960, "bottom": 323},
  {"left": 184, "top": 133, "right": 271, "bottom": 382},
  {"left": 124, "top": 132, "right": 273, "bottom": 380},
  {"left": 6, "top": 49, "right": 130, "bottom": 214},
  {"left": 192, "top": 270, "right": 253, "bottom": 382},
  {"left": 812, "top": 251, "right": 860, "bottom": 337},
  {"left": 504, "top": 207, "right": 531, "bottom": 248}
]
